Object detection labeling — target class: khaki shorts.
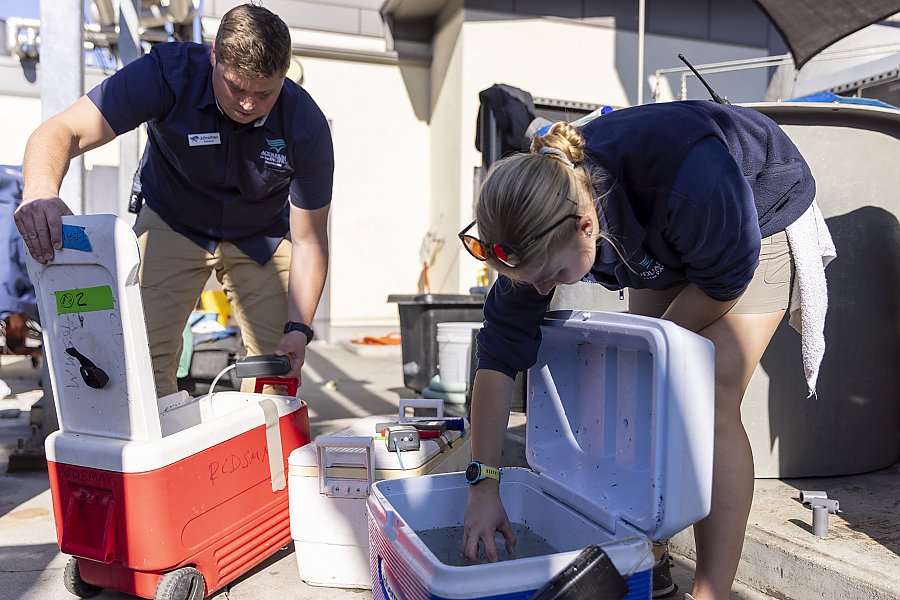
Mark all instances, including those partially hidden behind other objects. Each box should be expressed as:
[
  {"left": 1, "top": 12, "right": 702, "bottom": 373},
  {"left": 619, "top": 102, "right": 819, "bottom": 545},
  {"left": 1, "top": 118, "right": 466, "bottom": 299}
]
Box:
[
  {"left": 628, "top": 230, "right": 792, "bottom": 317},
  {"left": 134, "top": 206, "right": 291, "bottom": 397}
]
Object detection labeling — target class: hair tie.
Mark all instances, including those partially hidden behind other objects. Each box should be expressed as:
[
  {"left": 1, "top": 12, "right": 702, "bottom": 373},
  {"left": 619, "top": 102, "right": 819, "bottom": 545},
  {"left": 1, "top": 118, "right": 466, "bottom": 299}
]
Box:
[{"left": 538, "top": 146, "right": 575, "bottom": 169}]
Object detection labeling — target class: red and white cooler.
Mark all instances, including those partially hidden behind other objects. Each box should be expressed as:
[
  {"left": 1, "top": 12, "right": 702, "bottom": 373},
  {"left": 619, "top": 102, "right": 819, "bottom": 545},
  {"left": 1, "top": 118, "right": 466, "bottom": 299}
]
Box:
[{"left": 27, "top": 215, "right": 310, "bottom": 600}]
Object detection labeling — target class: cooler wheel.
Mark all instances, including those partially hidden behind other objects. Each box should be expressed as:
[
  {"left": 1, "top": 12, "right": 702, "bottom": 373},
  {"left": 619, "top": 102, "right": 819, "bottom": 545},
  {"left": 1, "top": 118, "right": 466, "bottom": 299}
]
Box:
[
  {"left": 155, "top": 566, "right": 206, "bottom": 600},
  {"left": 63, "top": 557, "right": 101, "bottom": 598}
]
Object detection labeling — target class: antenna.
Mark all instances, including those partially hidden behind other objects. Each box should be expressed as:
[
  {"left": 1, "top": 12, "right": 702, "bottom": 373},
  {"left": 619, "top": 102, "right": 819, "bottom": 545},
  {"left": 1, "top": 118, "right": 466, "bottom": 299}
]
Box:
[{"left": 677, "top": 53, "right": 730, "bottom": 105}]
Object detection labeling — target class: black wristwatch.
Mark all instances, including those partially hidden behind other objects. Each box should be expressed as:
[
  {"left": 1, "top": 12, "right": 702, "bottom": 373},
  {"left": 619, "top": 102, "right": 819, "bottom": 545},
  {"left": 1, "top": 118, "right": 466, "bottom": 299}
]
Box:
[{"left": 283, "top": 321, "right": 314, "bottom": 344}]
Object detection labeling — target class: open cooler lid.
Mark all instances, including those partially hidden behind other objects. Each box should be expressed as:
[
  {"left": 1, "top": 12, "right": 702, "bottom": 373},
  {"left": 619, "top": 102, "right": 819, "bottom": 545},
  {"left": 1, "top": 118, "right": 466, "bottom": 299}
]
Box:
[
  {"left": 526, "top": 310, "right": 715, "bottom": 540},
  {"left": 25, "top": 215, "right": 162, "bottom": 442}
]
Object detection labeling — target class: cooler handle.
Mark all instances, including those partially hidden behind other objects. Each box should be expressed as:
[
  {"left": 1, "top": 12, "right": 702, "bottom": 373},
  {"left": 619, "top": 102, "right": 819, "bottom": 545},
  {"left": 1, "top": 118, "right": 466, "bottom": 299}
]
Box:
[
  {"left": 315, "top": 435, "right": 375, "bottom": 497},
  {"left": 201, "top": 354, "right": 295, "bottom": 418},
  {"left": 254, "top": 376, "right": 299, "bottom": 396},
  {"left": 200, "top": 375, "right": 299, "bottom": 419},
  {"left": 384, "top": 510, "right": 401, "bottom": 542},
  {"left": 60, "top": 489, "right": 117, "bottom": 564},
  {"left": 398, "top": 398, "right": 443, "bottom": 421}
]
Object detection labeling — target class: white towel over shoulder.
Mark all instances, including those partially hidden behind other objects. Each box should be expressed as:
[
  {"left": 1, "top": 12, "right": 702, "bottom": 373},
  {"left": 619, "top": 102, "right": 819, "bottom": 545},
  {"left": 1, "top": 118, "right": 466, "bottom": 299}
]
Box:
[{"left": 784, "top": 201, "right": 836, "bottom": 397}]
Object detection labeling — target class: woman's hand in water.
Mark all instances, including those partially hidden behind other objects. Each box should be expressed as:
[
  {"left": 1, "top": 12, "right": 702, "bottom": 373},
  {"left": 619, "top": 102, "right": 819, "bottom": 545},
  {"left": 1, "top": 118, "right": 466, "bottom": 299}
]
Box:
[{"left": 462, "top": 482, "right": 517, "bottom": 562}]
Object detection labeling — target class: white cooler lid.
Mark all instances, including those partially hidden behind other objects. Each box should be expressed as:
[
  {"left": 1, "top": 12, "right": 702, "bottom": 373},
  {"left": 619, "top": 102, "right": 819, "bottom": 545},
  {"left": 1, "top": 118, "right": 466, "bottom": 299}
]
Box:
[
  {"left": 526, "top": 310, "right": 715, "bottom": 540},
  {"left": 26, "top": 215, "right": 161, "bottom": 442}
]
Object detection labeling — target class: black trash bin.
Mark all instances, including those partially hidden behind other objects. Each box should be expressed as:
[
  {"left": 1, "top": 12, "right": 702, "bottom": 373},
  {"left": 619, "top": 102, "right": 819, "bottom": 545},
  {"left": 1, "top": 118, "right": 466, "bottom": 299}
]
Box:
[{"left": 388, "top": 293, "right": 485, "bottom": 392}]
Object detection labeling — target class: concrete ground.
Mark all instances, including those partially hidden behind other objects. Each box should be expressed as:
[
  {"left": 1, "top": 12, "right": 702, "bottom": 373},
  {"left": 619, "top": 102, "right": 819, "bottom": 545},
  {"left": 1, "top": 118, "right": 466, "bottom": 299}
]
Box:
[{"left": 1, "top": 346, "right": 898, "bottom": 600}]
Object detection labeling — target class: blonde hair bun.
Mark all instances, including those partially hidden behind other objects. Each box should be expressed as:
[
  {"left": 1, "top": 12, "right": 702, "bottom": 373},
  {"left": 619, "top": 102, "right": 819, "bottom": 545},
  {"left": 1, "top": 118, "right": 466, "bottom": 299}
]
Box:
[{"left": 530, "top": 121, "right": 586, "bottom": 166}]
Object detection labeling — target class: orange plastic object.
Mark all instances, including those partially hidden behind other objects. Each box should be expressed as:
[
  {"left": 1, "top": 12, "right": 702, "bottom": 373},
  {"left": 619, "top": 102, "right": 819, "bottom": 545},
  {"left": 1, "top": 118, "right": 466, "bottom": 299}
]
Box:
[
  {"left": 350, "top": 332, "right": 402, "bottom": 345},
  {"left": 47, "top": 406, "right": 310, "bottom": 599}
]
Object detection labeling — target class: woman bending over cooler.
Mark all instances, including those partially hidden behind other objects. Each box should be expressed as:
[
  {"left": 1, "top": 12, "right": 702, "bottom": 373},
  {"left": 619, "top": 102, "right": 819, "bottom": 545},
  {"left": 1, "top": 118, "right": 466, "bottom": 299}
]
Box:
[{"left": 459, "top": 100, "right": 833, "bottom": 600}]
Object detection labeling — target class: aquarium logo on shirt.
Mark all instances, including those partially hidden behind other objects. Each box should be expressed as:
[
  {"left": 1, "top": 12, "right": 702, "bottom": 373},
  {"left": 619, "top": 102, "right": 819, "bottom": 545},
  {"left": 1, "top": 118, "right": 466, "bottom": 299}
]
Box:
[
  {"left": 260, "top": 138, "right": 289, "bottom": 170},
  {"left": 636, "top": 252, "right": 665, "bottom": 280}
]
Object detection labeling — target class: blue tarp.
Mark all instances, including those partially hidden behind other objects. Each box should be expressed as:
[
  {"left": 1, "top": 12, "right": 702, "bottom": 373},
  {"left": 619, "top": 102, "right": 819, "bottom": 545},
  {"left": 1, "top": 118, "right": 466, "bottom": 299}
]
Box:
[{"left": 788, "top": 91, "right": 899, "bottom": 110}]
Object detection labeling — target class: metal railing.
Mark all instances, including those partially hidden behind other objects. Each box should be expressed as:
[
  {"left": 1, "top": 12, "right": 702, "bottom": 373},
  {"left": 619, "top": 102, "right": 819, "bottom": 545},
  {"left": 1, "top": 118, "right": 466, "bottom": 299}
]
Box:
[{"left": 652, "top": 43, "right": 900, "bottom": 102}]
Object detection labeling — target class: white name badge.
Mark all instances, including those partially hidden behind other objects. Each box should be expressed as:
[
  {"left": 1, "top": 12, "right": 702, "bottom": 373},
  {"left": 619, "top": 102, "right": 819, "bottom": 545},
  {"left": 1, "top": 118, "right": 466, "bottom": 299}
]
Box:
[{"left": 187, "top": 132, "right": 221, "bottom": 146}]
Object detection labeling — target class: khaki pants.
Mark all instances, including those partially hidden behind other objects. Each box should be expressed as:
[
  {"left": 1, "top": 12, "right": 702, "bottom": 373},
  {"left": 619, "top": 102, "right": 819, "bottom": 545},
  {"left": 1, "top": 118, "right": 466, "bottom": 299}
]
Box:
[
  {"left": 629, "top": 230, "right": 792, "bottom": 316},
  {"left": 134, "top": 207, "right": 291, "bottom": 397}
]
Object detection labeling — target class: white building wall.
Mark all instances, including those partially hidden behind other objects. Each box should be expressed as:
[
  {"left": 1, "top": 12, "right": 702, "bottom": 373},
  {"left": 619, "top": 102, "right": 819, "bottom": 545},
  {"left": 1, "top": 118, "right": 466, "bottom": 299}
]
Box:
[
  {"left": 0, "top": 58, "right": 120, "bottom": 171},
  {"left": 296, "top": 55, "right": 431, "bottom": 339},
  {"left": 0, "top": 95, "right": 40, "bottom": 166}
]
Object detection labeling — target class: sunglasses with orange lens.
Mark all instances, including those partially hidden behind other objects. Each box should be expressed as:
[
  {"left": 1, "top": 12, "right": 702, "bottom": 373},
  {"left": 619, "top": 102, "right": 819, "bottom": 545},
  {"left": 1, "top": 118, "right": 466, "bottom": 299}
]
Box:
[{"left": 458, "top": 213, "right": 581, "bottom": 268}]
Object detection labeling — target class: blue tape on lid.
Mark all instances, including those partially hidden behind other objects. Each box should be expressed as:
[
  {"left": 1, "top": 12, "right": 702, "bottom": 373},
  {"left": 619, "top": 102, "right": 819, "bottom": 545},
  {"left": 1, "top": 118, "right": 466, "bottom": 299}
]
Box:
[{"left": 61, "top": 224, "right": 92, "bottom": 252}]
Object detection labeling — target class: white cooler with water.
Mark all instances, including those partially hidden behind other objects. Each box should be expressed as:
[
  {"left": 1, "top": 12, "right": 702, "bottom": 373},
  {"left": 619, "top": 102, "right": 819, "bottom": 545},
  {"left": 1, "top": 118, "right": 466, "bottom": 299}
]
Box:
[
  {"left": 289, "top": 399, "right": 471, "bottom": 589},
  {"left": 367, "top": 310, "right": 716, "bottom": 600}
]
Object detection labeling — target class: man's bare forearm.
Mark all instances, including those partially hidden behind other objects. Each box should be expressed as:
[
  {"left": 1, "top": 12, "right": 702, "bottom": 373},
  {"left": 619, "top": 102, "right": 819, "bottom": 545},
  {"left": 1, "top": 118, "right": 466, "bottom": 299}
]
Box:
[
  {"left": 287, "top": 238, "right": 328, "bottom": 327},
  {"left": 286, "top": 203, "right": 330, "bottom": 327},
  {"left": 21, "top": 119, "right": 80, "bottom": 202}
]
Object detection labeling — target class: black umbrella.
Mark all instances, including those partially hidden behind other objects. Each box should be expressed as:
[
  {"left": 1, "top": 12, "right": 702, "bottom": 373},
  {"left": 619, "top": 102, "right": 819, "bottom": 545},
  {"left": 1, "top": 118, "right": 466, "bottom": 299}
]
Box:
[{"left": 752, "top": 0, "right": 900, "bottom": 69}]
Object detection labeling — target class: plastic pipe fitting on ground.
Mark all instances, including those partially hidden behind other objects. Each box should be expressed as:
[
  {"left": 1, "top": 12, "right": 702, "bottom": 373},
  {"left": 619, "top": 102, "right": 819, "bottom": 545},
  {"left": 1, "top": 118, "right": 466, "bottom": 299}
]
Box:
[
  {"left": 812, "top": 505, "right": 829, "bottom": 537},
  {"left": 799, "top": 491, "right": 839, "bottom": 538},
  {"left": 799, "top": 490, "right": 828, "bottom": 504},
  {"left": 811, "top": 498, "right": 840, "bottom": 513}
]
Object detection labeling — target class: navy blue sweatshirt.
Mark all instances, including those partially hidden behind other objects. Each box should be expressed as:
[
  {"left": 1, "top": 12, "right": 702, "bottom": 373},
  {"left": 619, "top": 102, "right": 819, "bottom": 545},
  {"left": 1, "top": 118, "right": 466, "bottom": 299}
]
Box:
[{"left": 477, "top": 101, "right": 815, "bottom": 379}]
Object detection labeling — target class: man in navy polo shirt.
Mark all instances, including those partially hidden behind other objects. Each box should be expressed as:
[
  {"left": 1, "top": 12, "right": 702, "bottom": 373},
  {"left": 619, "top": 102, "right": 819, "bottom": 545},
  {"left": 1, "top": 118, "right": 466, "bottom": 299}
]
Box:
[{"left": 15, "top": 4, "right": 334, "bottom": 396}]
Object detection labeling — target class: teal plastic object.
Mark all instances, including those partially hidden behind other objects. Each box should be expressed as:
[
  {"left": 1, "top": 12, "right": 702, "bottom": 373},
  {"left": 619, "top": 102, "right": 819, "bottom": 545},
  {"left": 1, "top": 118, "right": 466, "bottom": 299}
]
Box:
[{"left": 176, "top": 322, "right": 193, "bottom": 379}]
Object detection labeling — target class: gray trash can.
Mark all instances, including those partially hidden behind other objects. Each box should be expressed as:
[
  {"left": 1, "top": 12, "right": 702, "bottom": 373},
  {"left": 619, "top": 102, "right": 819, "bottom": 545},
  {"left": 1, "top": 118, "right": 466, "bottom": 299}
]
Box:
[{"left": 746, "top": 101, "right": 900, "bottom": 477}]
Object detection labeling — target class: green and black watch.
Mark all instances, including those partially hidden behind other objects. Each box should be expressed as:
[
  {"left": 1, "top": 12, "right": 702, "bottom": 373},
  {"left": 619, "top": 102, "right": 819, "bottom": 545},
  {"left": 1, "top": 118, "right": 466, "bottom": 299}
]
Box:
[
  {"left": 283, "top": 321, "right": 314, "bottom": 344},
  {"left": 465, "top": 461, "right": 501, "bottom": 485}
]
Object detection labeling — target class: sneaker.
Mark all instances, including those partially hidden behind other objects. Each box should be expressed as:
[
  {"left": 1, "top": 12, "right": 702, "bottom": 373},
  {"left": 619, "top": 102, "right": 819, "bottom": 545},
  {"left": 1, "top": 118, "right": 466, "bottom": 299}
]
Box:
[{"left": 652, "top": 550, "right": 678, "bottom": 598}]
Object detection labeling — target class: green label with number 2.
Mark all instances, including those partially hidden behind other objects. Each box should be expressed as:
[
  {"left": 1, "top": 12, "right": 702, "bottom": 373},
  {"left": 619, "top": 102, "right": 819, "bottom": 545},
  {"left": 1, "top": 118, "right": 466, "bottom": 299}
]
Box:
[{"left": 55, "top": 285, "right": 115, "bottom": 314}]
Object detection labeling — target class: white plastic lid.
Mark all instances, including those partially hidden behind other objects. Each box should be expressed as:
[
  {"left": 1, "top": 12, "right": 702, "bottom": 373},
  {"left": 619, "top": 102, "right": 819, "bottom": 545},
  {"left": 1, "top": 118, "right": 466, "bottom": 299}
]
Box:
[
  {"left": 26, "top": 215, "right": 162, "bottom": 442},
  {"left": 526, "top": 310, "right": 715, "bottom": 540}
]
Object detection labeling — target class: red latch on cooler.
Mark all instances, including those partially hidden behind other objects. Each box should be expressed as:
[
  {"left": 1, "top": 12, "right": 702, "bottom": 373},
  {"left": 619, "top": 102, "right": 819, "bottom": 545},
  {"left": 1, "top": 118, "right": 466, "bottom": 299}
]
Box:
[
  {"left": 254, "top": 376, "right": 299, "bottom": 396},
  {"left": 60, "top": 488, "right": 117, "bottom": 564}
]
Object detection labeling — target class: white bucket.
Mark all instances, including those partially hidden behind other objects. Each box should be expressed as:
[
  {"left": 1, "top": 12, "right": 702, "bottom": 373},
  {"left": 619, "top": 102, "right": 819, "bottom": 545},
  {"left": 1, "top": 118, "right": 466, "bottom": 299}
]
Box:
[{"left": 436, "top": 322, "right": 482, "bottom": 392}]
